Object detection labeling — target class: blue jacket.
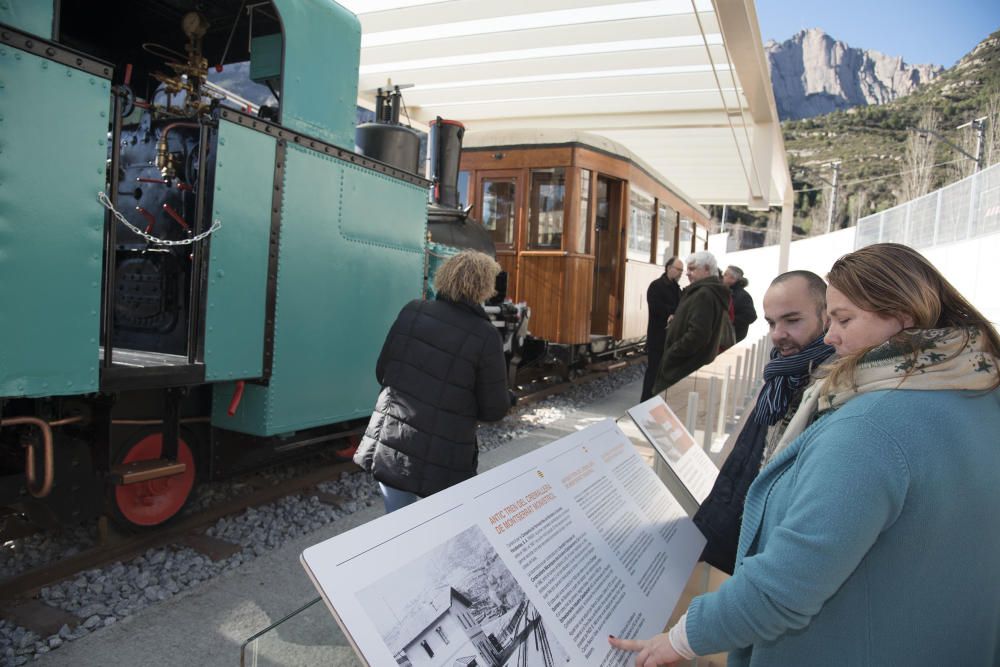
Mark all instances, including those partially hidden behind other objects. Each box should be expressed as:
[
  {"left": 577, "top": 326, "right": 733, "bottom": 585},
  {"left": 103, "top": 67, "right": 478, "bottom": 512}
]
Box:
[{"left": 687, "top": 388, "right": 1000, "bottom": 666}]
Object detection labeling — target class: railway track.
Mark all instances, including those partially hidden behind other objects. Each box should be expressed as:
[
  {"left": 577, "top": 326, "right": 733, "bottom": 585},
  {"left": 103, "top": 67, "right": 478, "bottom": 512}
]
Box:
[
  {"left": 0, "top": 355, "right": 646, "bottom": 640},
  {"left": 0, "top": 458, "right": 358, "bottom": 637}
]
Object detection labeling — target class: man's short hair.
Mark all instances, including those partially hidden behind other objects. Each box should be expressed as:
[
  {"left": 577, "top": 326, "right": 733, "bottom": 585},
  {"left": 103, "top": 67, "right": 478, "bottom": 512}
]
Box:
[
  {"left": 664, "top": 255, "right": 678, "bottom": 269},
  {"left": 686, "top": 251, "right": 717, "bottom": 274},
  {"left": 725, "top": 265, "right": 744, "bottom": 280},
  {"left": 771, "top": 270, "right": 827, "bottom": 315}
]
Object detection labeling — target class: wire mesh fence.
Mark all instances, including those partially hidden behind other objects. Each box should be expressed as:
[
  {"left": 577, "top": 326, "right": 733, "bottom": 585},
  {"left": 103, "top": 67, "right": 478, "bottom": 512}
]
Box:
[{"left": 855, "top": 162, "right": 1000, "bottom": 249}]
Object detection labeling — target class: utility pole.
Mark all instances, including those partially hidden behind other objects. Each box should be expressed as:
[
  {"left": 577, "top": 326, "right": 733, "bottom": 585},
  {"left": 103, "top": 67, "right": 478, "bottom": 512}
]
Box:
[
  {"left": 825, "top": 161, "right": 841, "bottom": 234},
  {"left": 915, "top": 116, "right": 987, "bottom": 173},
  {"left": 955, "top": 117, "right": 987, "bottom": 172}
]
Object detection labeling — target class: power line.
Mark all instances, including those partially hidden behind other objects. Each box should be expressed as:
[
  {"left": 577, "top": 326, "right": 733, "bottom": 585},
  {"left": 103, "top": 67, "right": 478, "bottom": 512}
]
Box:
[{"left": 792, "top": 159, "right": 966, "bottom": 193}]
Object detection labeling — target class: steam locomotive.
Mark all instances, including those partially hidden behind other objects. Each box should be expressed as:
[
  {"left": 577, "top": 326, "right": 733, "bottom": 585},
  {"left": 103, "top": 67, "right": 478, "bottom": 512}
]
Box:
[{"left": 0, "top": 0, "right": 526, "bottom": 530}]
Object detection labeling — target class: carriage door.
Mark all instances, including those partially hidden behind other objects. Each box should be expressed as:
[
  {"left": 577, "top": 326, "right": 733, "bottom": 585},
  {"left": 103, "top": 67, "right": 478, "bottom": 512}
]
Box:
[
  {"left": 591, "top": 175, "right": 623, "bottom": 335},
  {"left": 476, "top": 171, "right": 520, "bottom": 297}
]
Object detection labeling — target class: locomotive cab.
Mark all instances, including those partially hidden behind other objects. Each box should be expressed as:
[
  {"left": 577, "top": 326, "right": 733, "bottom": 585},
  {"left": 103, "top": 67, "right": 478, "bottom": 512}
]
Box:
[{"left": 1, "top": 0, "right": 430, "bottom": 529}]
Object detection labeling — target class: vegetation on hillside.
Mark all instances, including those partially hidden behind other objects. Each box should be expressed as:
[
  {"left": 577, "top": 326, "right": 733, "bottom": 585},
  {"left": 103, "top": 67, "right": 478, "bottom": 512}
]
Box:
[{"left": 730, "top": 28, "right": 1000, "bottom": 240}]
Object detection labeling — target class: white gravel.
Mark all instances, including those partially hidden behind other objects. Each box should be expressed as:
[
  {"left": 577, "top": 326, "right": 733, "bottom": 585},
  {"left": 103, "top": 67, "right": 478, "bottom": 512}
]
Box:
[{"left": 0, "top": 363, "right": 643, "bottom": 666}]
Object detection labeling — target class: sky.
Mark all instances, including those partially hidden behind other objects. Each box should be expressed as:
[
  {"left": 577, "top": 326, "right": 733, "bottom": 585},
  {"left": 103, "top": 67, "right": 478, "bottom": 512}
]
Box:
[{"left": 755, "top": 0, "right": 1000, "bottom": 68}]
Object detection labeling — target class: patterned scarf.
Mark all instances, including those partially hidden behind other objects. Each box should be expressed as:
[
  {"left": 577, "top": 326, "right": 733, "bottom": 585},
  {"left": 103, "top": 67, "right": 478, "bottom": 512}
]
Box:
[
  {"left": 765, "top": 326, "right": 999, "bottom": 465},
  {"left": 753, "top": 335, "right": 836, "bottom": 425}
]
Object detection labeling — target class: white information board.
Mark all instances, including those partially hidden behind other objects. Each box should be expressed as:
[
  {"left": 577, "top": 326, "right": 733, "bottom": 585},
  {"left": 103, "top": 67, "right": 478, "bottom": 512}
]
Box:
[
  {"left": 302, "top": 419, "right": 705, "bottom": 667},
  {"left": 627, "top": 397, "right": 720, "bottom": 505}
]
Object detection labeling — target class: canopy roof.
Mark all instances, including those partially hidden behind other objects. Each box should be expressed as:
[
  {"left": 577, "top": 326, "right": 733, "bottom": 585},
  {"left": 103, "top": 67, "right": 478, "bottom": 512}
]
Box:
[{"left": 340, "top": 0, "right": 790, "bottom": 209}]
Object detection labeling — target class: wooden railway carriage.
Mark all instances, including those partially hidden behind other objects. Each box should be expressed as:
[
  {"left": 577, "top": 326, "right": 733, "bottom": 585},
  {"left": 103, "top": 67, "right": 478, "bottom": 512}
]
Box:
[{"left": 458, "top": 130, "right": 712, "bottom": 364}]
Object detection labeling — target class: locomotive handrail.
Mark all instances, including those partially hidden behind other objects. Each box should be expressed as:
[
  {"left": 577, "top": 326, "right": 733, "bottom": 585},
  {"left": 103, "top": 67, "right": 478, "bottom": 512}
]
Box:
[
  {"left": 98, "top": 191, "right": 221, "bottom": 246},
  {"left": 0, "top": 417, "right": 54, "bottom": 498}
]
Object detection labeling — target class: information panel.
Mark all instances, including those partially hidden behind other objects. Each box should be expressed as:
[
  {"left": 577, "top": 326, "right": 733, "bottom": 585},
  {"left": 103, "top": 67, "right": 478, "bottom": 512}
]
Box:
[
  {"left": 302, "top": 419, "right": 705, "bottom": 666},
  {"left": 627, "top": 397, "right": 719, "bottom": 505}
]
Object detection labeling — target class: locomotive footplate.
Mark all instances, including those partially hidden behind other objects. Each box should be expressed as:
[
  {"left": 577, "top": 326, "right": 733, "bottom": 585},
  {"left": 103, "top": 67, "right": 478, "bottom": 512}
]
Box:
[{"left": 99, "top": 347, "right": 205, "bottom": 392}]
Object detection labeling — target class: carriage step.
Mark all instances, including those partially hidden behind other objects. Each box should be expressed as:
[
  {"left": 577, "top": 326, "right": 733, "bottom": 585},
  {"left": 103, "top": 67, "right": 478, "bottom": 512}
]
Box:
[{"left": 110, "top": 459, "right": 187, "bottom": 485}]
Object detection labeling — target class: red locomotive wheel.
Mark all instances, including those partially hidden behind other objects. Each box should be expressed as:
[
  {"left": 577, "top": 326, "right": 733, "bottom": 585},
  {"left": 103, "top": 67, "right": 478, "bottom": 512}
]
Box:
[
  {"left": 113, "top": 434, "right": 196, "bottom": 527},
  {"left": 333, "top": 434, "right": 360, "bottom": 461}
]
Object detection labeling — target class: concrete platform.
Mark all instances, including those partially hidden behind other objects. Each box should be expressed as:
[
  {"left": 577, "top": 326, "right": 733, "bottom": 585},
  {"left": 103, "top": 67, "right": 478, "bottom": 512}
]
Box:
[{"left": 35, "top": 345, "right": 758, "bottom": 667}]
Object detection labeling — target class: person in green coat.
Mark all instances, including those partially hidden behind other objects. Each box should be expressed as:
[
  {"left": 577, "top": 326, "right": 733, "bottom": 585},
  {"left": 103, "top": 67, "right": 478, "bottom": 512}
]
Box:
[{"left": 652, "top": 251, "right": 731, "bottom": 394}]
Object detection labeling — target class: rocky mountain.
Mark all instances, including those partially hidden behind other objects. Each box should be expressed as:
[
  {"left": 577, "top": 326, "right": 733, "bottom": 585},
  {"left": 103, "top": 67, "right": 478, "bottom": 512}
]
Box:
[{"left": 767, "top": 29, "right": 943, "bottom": 120}]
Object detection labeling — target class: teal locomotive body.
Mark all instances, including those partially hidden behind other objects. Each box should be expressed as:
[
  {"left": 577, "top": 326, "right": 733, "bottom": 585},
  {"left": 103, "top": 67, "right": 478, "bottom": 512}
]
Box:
[{"left": 0, "top": 0, "right": 439, "bottom": 527}]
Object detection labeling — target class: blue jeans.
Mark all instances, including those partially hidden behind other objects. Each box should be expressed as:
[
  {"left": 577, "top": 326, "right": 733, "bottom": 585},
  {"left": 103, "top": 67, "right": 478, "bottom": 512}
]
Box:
[{"left": 379, "top": 482, "right": 420, "bottom": 513}]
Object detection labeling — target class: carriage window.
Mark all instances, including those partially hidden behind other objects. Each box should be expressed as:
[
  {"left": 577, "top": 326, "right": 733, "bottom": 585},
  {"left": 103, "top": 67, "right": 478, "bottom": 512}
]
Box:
[
  {"left": 695, "top": 223, "right": 708, "bottom": 250},
  {"left": 576, "top": 169, "right": 592, "bottom": 254},
  {"left": 527, "top": 168, "right": 565, "bottom": 250},
  {"left": 481, "top": 178, "right": 516, "bottom": 247},
  {"left": 655, "top": 202, "right": 677, "bottom": 265},
  {"left": 457, "top": 171, "right": 470, "bottom": 208},
  {"left": 627, "top": 188, "right": 654, "bottom": 262},
  {"left": 679, "top": 217, "right": 694, "bottom": 253}
]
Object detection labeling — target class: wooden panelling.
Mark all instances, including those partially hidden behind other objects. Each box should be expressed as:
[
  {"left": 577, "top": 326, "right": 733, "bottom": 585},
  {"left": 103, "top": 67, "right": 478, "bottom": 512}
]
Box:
[
  {"left": 462, "top": 147, "right": 573, "bottom": 171},
  {"left": 518, "top": 254, "right": 594, "bottom": 345}
]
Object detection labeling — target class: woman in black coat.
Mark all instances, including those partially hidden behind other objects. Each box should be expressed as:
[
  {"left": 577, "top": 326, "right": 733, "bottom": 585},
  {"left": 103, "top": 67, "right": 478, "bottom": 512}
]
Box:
[{"left": 354, "top": 251, "right": 512, "bottom": 512}]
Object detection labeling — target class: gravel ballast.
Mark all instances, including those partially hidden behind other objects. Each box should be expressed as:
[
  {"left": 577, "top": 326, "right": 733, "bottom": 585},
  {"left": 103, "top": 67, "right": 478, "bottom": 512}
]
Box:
[{"left": 0, "top": 364, "right": 644, "bottom": 666}]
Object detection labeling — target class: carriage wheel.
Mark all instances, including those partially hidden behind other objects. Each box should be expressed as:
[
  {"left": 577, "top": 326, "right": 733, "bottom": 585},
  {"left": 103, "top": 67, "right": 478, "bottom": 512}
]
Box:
[{"left": 111, "top": 433, "right": 196, "bottom": 528}]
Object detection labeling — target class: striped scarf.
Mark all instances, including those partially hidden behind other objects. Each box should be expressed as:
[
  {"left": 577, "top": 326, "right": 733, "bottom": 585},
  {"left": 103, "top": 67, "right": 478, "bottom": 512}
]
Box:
[{"left": 753, "top": 335, "right": 835, "bottom": 425}]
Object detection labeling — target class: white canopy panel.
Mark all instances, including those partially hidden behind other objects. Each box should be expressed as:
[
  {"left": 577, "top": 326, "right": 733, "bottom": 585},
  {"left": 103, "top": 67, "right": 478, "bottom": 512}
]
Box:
[{"left": 341, "top": 0, "right": 790, "bottom": 208}]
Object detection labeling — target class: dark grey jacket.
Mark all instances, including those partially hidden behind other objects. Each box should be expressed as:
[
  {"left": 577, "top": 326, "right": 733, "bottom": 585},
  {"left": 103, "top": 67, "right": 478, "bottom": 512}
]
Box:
[
  {"left": 730, "top": 279, "right": 758, "bottom": 343},
  {"left": 653, "top": 275, "right": 730, "bottom": 394},
  {"left": 354, "top": 297, "right": 510, "bottom": 497}
]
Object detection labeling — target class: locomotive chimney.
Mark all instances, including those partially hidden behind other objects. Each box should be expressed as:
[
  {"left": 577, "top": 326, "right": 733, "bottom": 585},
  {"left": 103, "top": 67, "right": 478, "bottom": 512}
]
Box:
[{"left": 428, "top": 117, "right": 465, "bottom": 209}]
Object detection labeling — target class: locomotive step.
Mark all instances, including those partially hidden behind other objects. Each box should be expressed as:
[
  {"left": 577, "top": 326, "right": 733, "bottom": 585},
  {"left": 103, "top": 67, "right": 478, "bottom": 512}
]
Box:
[{"left": 109, "top": 459, "right": 188, "bottom": 485}]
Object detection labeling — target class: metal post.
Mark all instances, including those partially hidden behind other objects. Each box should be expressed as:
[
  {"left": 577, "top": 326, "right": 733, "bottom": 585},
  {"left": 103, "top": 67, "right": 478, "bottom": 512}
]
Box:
[
  {"left": 703, "top": 377, "right": 719, "bottom": 451},
  {"left": 966, "top": 169, "right": 980, "bottom": 240},
  {"left": 685, "top": 392, "right": 699, "bottom": 436},
  {"left": 731, "top": 356, "right": 744, "bottom": 417},
  {"left": 742, "top": 348, "right": 753, "bottom": 402},
  {"left": 747, "top": 344, "right": 758, "bottom": 400},
  {"left": 825, "top": 162, "right": 841, "bottom": 233},
  {"left": 932, "top": 190, "right": 942, "bottom": 245},
  {"left": 974, "top": 119, "right": 986, "bottom": 173},
  {"left": 717, "top": 368, "right": 731, "bottom": 435}
]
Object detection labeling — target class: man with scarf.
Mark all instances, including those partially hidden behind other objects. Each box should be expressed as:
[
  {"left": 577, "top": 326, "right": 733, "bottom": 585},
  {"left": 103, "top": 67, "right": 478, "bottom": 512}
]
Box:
[{"left": 693, "top": 270, "right": 835, "bottom": 574}]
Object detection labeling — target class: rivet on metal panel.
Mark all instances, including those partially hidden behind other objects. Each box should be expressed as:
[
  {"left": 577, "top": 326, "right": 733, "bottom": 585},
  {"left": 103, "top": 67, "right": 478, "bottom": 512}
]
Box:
[
  {"left": 46, "top": 47, "right": 54, "bottom": 56},
  {"left": 25, "top": 40, "right": 32, "bottom": 48}
]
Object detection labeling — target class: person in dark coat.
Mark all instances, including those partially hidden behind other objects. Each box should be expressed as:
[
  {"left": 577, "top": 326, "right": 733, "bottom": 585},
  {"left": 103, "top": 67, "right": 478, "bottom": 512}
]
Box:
[
  {"left": 354, "top": 251, "right": 512, "bottom": 513},
  {"left": 641, "top": 256, "right": 684, "bottom": 401},
  {"left": 722, "top": 265, "right": 758, "bottom": 342},
  {"left": 652, "top": 251, "right": 730, "bottom": 394},
  {"left": 693, "top": 270, "right": 834, "bottom": 573}
]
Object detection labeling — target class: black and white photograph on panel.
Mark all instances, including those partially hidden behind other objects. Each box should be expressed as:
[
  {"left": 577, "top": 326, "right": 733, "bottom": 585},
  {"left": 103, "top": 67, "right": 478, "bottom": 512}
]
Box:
[{"left": 356, "top": 525, "right": 571, "bottom": 667}]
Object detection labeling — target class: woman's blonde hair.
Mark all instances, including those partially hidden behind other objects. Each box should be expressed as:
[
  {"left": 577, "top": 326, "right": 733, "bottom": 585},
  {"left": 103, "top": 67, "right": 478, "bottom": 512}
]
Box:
[
  {"left": 435, "top": 250, "right": 501, "bottom": 304},
  {"left": 823, "top": 243, "right": 1000, "bottom": 390}
]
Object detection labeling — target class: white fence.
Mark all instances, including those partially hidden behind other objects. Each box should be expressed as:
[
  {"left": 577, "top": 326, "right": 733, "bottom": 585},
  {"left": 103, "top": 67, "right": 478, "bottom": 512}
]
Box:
[{"left": 855, "top": 162, "right": 1000, "bottom": 250}]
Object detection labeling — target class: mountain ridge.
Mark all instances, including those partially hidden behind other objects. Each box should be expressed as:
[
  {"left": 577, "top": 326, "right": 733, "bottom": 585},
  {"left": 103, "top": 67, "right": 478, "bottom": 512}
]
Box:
[{"left": 767, "top": 28, "right": 943, "bottom": 120}]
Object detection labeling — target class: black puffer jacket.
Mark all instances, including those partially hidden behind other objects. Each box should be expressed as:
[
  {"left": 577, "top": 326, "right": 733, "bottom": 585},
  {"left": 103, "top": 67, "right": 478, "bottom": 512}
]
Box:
[
  {"left": 354, "top": 297, "right": 510, "bottom": 497},
  {"left": 730, "top": 279, "right": 758, "bottom": 343}
]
